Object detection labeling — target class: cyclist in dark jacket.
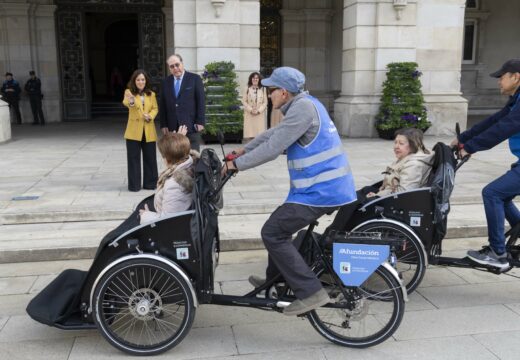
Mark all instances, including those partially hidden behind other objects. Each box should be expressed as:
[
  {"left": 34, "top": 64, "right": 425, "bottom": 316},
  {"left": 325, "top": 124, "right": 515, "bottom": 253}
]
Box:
[
  {"left": 1, "top": 72, "right": 22, "bottom": 124},
  {"left": 452, "top": 59, "right": 520, "bottom": 270},
  {"left": 25, "top": 70, "right": 45, "bottom": 125}
]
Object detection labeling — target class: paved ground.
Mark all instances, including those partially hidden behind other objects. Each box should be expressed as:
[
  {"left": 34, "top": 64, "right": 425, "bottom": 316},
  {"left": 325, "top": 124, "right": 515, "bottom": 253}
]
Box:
[
  {"left": 0, "top": 120, "right": 517, "bottom": 263},
  {"left": 2, "top": 120, "right": 520, "bottom": 358},
  {"left": 2, "top": 243, "right": 520, "bottom": 360}
]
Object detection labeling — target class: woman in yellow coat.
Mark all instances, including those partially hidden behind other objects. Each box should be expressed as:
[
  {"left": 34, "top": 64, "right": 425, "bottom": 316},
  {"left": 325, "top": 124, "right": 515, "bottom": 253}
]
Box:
[{"left": 123, "top": 69, "right": 159, "bottom": 192}]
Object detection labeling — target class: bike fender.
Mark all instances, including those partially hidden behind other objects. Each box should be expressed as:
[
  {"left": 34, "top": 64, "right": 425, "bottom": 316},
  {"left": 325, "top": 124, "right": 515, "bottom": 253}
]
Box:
[{"left": 381, "top": 262, "right": 408, "bottom": 302}]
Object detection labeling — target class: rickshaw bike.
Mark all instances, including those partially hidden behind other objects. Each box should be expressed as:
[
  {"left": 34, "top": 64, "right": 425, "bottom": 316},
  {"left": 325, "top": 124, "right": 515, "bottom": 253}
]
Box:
[
  {"left": 332, "top": 124, "right": 520, "bottom": 294},
  {"left": 27, "top": 146, "right": 407, "bottom": 356}
]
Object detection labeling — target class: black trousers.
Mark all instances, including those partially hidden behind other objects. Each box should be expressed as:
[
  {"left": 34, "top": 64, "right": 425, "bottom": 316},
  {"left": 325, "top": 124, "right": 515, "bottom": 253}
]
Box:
[
  {"left": 187, "top": 132, "right": 202, "bottom": 152},
  {"left": 328, "top": 185, "right": 379, "bottom": 231},
  {"left": 261, "top": 202, "right": 337, "bottom": 299},
  {"left": 29, "top": 95, "right": 45, "bottom": 124},
  {"left": 126, "top": 134, "right": 158, "bottom": 191},
  {"left": 8, "top": 100, "right": 22, "bottom": 124}
]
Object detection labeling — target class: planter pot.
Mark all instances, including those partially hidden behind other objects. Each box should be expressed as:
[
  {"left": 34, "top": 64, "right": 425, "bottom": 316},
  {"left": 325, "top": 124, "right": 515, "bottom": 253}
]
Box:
[
  {"left": 376, "top": 128, "right": 398, "bottom": 140},
  {"left": 203, "top": 132, "right": 243, "bottom": 144}
]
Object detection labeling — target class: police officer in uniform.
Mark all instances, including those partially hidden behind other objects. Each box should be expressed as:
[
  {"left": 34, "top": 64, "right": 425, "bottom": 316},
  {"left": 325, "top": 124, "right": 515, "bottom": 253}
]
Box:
[
  {"left": 25, "top": 70, "right": 45, "bottom": 126},
  {"left": 1, "top": 72, "right": 22, "bottom": 124}
]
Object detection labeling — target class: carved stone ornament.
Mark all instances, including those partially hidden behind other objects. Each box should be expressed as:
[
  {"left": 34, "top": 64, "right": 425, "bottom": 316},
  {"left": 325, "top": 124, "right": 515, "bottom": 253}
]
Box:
[
  {"left": 211, "top": 0, "right": 226, "bottom": 18},
  {"left": 393, "top": 0, "right": 407, "bottom": 20}
]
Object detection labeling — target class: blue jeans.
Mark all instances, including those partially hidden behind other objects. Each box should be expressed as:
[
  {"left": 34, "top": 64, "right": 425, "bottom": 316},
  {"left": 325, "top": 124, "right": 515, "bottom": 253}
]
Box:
[{"left": 483, "top": 164, "right": 520, "bottom": 254}]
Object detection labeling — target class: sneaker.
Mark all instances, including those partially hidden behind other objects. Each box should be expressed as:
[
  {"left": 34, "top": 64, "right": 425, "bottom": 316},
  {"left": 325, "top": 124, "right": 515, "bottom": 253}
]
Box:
[
  {"left": 283, "top": 288, "right": 330, "bottom": 316},
  {"left": 467, "top": 246, "right": 509, "bottom": 270},
  {"left": 248, "top": 275, "right": 265, "bottom": 288}
]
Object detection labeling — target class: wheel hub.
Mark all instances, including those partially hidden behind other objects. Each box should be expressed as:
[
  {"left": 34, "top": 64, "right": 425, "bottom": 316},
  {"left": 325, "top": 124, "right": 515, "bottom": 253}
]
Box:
[
  {"left": 136, "top": 300, "right": 150, "bottom": 316},
  {"left": 128, "top": 288, "right": 162, "bottom": 320}
]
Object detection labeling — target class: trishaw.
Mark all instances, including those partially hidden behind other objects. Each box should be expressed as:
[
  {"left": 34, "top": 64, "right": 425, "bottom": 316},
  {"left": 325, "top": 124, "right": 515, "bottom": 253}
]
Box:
[
  {"left": 333, "top": 125, "right": 520, "bottom": 295},
  {"left": 27, "top": 147, "right": 407, "bottom": 355}
]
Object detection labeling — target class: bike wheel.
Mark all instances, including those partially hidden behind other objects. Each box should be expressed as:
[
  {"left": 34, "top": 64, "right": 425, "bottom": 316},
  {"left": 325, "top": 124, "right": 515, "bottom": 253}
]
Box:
[
  {"left": 308, "top": 265, "right": 405, "bottom": 348},
  {"left": 93, "top": 258, "right": 196, "bottom": 356},
  {"left": 354, "top": 221, "right": 426, "bottom": 293}
]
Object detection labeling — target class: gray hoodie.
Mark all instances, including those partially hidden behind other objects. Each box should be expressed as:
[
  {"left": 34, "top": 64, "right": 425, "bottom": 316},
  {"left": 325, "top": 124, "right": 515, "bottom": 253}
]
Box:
[{"left": 234, "top": 92, "right": 320, "bottom": 171}]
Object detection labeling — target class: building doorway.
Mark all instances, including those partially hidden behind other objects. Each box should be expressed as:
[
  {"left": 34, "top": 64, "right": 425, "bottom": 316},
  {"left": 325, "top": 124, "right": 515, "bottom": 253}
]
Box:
[
  {"left": 260, "top": 0, "right": 282, "bottom": 128},
  {"left": 55, "top": 1, "right": 165, "bottom": 121},
  {"left": 86, "top": 13, "right": 138, "bottom": 116}
]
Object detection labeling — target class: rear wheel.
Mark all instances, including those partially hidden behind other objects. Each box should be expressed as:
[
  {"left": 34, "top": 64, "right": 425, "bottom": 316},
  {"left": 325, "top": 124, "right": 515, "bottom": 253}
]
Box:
[
  {"left": 93, "top": 258, "right": 195, "bottom": 356},
  {"left": 354, "top": 221, "right": 426, "bottom": 293},
  {"left": 308, "top": 265, "right": 405, "bottom": 348}
]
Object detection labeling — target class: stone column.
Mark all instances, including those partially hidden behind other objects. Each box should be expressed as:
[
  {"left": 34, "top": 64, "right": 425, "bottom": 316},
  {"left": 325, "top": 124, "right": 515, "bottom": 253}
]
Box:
[
  {"left": 172, "top": 0, "right": 260, "bottom": 87},
  {"left": 29, "top": 3, "right": 61, "bottom": 124},
  {"left": 0, "top": 99, "right": 11, "bottom": 143},
  {"left": 0, "top": 2, "right": 32, "bottom": 127},
  {"left": 334, "top": 0, "right": 468, "bottom": 137},
  {"left": 0, "top": 2, "right": 60, "bottom": 128},
  {"left": 163, "top": 5, "right": 175, "bottom": 58}
]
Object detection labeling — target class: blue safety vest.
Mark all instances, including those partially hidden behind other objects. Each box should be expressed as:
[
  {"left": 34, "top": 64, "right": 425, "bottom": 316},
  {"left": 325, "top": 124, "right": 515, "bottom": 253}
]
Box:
[{"left": 285, "top": 95, "right": 357, "bottom": 207}]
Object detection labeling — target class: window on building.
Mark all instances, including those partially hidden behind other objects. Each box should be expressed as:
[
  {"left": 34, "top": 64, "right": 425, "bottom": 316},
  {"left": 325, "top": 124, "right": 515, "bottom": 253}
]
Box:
[
  {"left": 466, "top": 0, "right": 477, "bottom": 9},
  {"left": 463, "top": 20, "right": 477, "bottom": 64}
]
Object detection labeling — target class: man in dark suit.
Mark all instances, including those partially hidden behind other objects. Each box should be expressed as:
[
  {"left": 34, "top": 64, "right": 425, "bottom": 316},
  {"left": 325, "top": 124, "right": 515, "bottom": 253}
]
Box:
[{"left": 159, "top": 54, "right": 206, "bottom": 151}]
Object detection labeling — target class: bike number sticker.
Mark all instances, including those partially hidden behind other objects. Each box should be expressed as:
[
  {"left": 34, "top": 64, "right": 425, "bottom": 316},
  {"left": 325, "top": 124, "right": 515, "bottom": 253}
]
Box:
[
  {"left": 410, "top": 216, "right": 421, "bottom": 227},
  {"left": 176, "top": 247, "right": 189, "bottom": 260},
  {"left": 333, "top": 243, "right": 389, "bottom": 287}
]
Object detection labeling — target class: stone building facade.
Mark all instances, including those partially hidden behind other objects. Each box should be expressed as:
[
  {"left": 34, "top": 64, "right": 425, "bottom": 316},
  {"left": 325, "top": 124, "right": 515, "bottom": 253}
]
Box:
[{"left": 0, "top": 0, "right": 515, "bottom": 142}]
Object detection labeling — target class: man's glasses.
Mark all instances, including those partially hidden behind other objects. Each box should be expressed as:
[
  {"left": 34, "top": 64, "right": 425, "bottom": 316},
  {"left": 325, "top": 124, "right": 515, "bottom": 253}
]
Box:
[
  {"left": 169, "top": 63, "right": 182, "bottom": 69},
  {"left": 268, "top": 87, "right": 281, "bottom": 95}
]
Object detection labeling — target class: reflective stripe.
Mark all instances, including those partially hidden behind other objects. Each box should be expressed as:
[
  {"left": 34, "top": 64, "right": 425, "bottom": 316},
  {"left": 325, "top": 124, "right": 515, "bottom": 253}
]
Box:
[
  {"left": 287, "top": 145, "right": 344, "bottom": 169},
  {"left": 290, "top": 165, "right": 351, "bottom": 189}
]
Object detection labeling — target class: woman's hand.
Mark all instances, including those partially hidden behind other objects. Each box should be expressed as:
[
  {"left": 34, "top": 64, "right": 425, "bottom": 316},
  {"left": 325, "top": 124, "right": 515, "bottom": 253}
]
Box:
[
  {"left": 143, "top": 113, "right": 151, "bottom": 122},
  {"left": 139, "top": 203, "right": 150, "bottom": 216},
  {"left": 366, "top": 192, "right": 376, "bottom": 198},
  {"left": 176, "top": 125, "right": 188, "bottom": 135},
  {"left": 124, "top": 90, "right": 135, "bottom": 106}
]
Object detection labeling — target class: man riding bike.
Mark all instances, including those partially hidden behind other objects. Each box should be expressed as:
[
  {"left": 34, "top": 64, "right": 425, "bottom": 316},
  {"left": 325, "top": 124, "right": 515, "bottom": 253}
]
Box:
[
  {"left": 453, "top": 59, "right": 520, "bottom": 270},
  {"left": 223, "top": 67, "right": 357, "bottom": 316}
]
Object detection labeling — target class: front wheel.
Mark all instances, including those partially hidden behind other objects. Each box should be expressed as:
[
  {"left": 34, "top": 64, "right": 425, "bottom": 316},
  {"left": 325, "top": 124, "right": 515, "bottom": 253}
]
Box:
[
  {"left": 93, "top": 258, "right": 196, "bottom": 356},
  {"left": 308, "top": 265, "right": 405, "bottom": 348}
]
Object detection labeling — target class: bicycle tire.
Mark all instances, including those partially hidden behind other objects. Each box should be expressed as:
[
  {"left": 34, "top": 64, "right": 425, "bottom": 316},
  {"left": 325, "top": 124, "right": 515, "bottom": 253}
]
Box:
[
  {"left": 307, "top": 265, "right": 405, "bottom": 348},
  {"left": 93, "top": 258, "right": 196, "bottom": 356}
]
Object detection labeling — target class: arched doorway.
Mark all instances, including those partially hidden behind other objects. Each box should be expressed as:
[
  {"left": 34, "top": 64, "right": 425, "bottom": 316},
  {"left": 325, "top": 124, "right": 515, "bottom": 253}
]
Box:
[
  {"left": 55, "top": 0, "right": 165, "bottom": 121},
  {"left": 86, "top": 14, "right": 139, "bottom": 116}
]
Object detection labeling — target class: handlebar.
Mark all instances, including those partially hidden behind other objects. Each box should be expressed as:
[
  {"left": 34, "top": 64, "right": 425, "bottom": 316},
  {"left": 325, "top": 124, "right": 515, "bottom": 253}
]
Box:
[{"left": 453, "top": 122, "right": 470, "bottom": 172}]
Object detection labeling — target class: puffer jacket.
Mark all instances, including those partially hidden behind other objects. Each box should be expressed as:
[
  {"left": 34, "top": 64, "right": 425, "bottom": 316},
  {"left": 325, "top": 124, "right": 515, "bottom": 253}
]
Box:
[
  {"left": 139, "top": 151, "right": 198, "bottom": 224},
  {"left": 377, "top": 150, "right": 435, "bottom": 197}
]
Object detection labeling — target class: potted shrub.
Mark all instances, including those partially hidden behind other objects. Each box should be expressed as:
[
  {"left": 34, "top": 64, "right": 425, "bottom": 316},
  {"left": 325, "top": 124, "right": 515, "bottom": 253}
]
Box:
[
  {"left": 375, "top": 62, "right": 431, "bottom": 140},
  {"left": 202, "top": 61, "right": 243, "bottom": 143}
]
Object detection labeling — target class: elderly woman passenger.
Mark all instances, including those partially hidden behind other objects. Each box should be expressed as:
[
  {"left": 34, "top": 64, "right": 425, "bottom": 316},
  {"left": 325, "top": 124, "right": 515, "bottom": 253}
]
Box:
[{"left": 367, "top": 127, "right": 435, "bottom": 198}]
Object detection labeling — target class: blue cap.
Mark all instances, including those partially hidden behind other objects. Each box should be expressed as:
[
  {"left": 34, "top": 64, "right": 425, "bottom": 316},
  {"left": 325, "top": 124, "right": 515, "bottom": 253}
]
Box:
[{"left": 261, "top": 67, "right": 305, "bottom": 93}]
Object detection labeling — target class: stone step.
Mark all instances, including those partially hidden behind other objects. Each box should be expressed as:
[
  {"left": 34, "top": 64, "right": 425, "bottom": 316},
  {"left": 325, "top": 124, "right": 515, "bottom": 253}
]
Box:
[
  {"left": 0, "top": 194, "right": 495, "bottom": 226},
  {"left": 0, "top": 203, "right": 495, "bottom": 264}
]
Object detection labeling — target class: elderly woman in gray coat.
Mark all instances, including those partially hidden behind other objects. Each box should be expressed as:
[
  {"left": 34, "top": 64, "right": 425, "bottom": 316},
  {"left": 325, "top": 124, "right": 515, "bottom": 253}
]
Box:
[{"left": 139, "top": 126, "right": 198, "bottom": 223}]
